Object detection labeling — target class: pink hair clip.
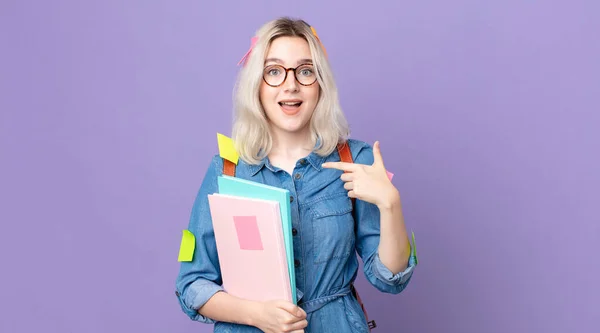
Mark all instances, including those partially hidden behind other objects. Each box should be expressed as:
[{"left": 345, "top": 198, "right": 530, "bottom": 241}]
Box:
[
  {"left": 237, "top": 36, "right": 258, "bottom": 66},
  {"left": 310, "top": 26, "right": 327, "bottom": 57}
]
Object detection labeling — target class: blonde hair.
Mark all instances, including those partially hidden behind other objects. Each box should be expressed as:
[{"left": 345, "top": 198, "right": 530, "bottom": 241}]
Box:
[{"left": 231, "top": 17, "right": 350, "bottom": 165}]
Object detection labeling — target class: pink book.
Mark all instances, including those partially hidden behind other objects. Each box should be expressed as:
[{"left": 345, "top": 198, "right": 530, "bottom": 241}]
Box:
[{"left": 207, "top": 193, "right": 292, "bottom": 302}]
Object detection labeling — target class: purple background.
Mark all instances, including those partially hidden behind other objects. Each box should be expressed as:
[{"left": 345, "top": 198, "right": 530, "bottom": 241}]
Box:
[{"left": 1, "top": 1, "right": 598, "bottom": 332}]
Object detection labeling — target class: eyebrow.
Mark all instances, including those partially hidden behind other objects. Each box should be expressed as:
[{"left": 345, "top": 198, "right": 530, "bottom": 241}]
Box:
[{"left": 264, "top": 58, "right": 313, "bottom": 66}]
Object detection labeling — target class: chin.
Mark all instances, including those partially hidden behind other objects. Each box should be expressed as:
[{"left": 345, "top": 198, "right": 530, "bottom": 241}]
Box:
[
  {"left": 266, "top": 108, "right": 311, "bottom": 132},
  {"left": 281, "top": 123, "right": 309, "bottom": 134},
  {"left": 271, "top": 118, "right": 310, "bottom": 134}
]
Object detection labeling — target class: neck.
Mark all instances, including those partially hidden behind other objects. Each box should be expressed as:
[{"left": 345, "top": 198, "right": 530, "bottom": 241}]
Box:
[{"left": 269, "top": 127, "right": 313, "bottom": 159}]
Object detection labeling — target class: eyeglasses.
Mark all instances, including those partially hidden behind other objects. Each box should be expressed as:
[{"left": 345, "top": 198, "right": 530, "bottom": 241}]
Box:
[{"left": 262, "top": 63, "right": 317, "bottom": 87}]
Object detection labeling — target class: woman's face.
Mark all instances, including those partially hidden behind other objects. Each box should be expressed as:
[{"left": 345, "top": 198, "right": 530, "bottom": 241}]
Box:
[{"left": 259, "top": 36, "right": 320, "bottom": 136}]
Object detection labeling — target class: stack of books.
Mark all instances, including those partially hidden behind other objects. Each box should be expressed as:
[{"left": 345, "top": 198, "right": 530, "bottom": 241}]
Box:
[{"left": 207, "top": 175, "right": 297, "bottom": 304}]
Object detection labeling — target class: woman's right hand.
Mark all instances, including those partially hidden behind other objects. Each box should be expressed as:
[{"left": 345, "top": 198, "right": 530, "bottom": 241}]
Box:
[{"left": 252, "top": 299, "right": 308, "bottom": 333}]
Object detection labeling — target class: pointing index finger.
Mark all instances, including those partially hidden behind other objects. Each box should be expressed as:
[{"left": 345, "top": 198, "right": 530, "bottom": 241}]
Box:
[{"left": 321, "top": 161, "right": 357, "bottom": 172}]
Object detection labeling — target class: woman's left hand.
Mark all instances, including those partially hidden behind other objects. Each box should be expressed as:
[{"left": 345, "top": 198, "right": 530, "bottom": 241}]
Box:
[{"left": 322, "top": 141, "right": 400, "bottom": 209}]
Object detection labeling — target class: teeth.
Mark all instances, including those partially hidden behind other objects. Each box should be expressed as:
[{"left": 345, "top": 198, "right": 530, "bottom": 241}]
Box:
[{"left": 281, "top": 102, "right": 301, "bottom": 106}]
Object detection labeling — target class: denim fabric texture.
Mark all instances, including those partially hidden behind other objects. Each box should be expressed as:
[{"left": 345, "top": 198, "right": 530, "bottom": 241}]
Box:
[{"left": 175, "top": 139, "right": 416, "bottom": 332}]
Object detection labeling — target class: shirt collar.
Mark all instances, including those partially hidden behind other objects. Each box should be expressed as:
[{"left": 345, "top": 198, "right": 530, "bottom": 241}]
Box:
[{"left": 246, "top": 141, "right": 327, "bottom": 176}]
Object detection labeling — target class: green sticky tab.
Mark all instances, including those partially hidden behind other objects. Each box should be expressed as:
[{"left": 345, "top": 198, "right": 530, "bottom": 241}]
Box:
[
  {"left": 178, "top": 230, "right": 195, "bottom": 262},
  {"left": 411, "top": 231, "right": 418, "bottom": 265}
]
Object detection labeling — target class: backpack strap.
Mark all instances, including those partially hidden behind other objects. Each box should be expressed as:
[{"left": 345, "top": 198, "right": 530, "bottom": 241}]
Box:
[
  {"left": 337, "top": 142, "right": 355, "bottom": 207},
  {"left": 336, "top": 142, "right": 377, "bottom": 331},
  {"left": 336, "top": 142, "right": 353, "bottom": 164},
  {"left": 223, "top": 158, "right": 236, "bottom": 177}
]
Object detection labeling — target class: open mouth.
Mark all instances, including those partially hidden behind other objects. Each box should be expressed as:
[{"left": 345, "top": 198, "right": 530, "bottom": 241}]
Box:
[
  {"left": 278, "top": 100, "right": 303, "bottom": 114},
  {"left": 278, "top": 101, "right": 303, "bottom": 107}
]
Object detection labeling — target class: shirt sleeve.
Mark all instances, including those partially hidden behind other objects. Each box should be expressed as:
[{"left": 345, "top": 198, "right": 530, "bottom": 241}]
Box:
[
  {"left": 351, "top": 143, "right": 417, "bottom": 294},
  {"left": 174, "top": 155, "right": 224, "bottom": 323}
]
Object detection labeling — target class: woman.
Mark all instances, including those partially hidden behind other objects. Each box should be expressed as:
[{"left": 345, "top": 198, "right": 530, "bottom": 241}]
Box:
[{"left": 175, "top": 17, "right": 416, "bottom": 333}]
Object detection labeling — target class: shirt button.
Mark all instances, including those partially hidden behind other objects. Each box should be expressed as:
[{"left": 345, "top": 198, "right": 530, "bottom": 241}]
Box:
[
  {"left": 290, "top": 196, "right": 294, "bottom": 202},
  {"left": 292, "top": 228, "right": 298, "bottom": 236},
  {"left": 299, "top": 159, "right": 307, "bottom": 165},
  {"left": 294, "top": 259, "right": 300, "bottom": 267},
  {"left": 294, "top": 173, "right": 301, "bottom": 180},
  {"left": 175, "top": 291, "right": 180, "bottom": 297}
]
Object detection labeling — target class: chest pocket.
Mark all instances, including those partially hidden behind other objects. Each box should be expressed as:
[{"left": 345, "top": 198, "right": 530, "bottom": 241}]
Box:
[{"left": 309, "top": 192, "right": 355, "bottom": 264}]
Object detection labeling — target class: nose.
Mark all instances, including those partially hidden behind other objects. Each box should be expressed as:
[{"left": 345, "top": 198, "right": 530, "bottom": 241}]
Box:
[{"left": 282, "top": 69, "right": 299, "bottom": 92}]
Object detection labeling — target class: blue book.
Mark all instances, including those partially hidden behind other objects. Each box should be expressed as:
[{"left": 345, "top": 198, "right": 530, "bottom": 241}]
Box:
[{"left": 217, "top": 175, "right": 297, "bottom": 303}]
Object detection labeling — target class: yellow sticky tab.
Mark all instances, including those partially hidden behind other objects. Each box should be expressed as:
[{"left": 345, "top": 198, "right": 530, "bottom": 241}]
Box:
[
  {"left": 217, "top": 133, "right": 239, "bottom": 165},
  {"left": 411, "top": 231, "right": 418, "bottom": 265},
  {"left": 178, "top": 230, "right": 195, "bottom": 262},
  {"left": 311, "top": 26, "right": 327, "bottom": 56}
]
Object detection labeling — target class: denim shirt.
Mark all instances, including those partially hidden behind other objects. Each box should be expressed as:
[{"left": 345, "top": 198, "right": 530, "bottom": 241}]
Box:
[{"left": 175, "top": 139, "right": 416, "bottom": 332}]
